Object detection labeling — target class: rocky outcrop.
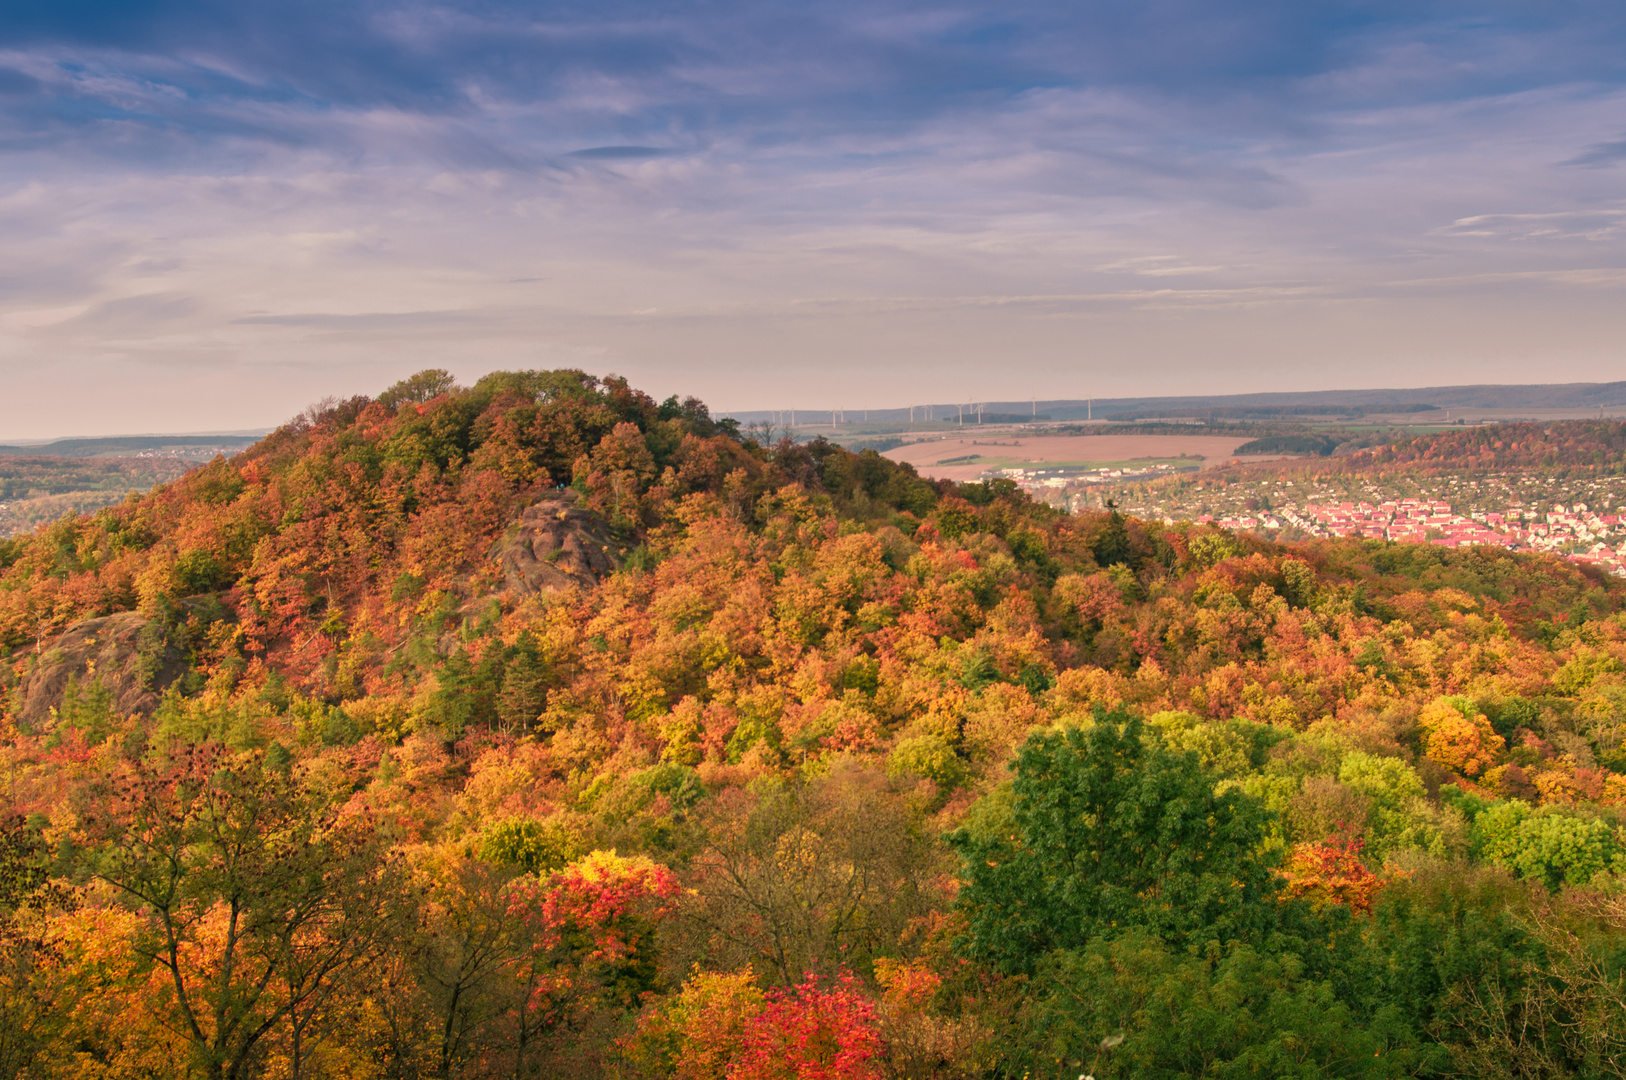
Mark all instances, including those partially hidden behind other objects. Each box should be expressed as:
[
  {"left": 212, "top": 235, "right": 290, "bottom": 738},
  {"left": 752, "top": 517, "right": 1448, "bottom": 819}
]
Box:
[
  {"left": 490, "top": 490, "right": 623, "bottom": 595},
  {"left": 13, "top": 611, "right": 189, "bottom": 730}
]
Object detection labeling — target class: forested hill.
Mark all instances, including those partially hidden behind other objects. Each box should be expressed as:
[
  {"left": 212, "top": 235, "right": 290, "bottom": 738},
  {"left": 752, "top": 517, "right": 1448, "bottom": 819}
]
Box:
[
  {"left": 4, "top": 370, "right": 1626, "bottom": 1078},
  {"left": 1, "top": 369, "right": 1617, "bottom": 719},
  {"left": 1346, "top": 419, "right": 1626, "bottom": 474}
]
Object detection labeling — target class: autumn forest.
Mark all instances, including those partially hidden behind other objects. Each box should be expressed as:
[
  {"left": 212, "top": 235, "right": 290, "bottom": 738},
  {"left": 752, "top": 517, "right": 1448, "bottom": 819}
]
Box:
[{"left": 2, "top": 369, "right": 1625, "bottom": 1079}]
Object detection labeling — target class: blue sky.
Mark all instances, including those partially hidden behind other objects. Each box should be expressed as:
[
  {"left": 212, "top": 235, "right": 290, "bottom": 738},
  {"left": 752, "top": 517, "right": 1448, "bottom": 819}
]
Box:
[{"left": 0, "top": 1, "right": 1623, "bottom": 434}]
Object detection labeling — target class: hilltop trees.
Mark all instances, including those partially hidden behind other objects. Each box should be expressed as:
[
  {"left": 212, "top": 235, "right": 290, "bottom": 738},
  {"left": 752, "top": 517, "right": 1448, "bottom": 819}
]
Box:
[{"left": 378, "top": 369, "right": 459, "bottom": 409}]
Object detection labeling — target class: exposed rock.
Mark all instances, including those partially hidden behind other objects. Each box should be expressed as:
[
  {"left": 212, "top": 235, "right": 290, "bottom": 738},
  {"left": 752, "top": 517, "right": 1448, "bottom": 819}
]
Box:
[
  {"left": 13, "top": 611, "right": 189, "bottom": 730},
  {"left": 490, "top": 489, "right": 624, "bottom": 595}
]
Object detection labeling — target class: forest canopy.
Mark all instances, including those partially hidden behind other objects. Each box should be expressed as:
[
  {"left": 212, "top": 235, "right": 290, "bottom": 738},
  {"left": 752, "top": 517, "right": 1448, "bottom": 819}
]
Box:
[{"left": 1, "top": 370, "right": 1625, "bottom": 1079}]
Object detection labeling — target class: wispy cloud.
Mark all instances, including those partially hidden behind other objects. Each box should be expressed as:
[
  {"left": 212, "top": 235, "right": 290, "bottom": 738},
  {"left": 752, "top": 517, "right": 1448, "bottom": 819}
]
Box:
[
  {"left": 232, "top": 309, "right": 483, "bottom": 328},
  {"left": 1432, "top": 210, "right": 1626, "bottom": 241},
  {"left": 0, "top": 1, "right": 1622, "bottom": 435},
  {"left": 1564, "top": 137, "right": 1626, "bottom": 168},
  {"left": 568, "top": 145, "right": 680, "bottom": 159}
]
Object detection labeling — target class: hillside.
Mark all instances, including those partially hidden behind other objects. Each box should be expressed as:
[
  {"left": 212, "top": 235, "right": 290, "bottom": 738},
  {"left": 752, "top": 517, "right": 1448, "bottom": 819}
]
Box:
[{"left": 3, "top": 370, "right": 1626, "bottom": 1078}]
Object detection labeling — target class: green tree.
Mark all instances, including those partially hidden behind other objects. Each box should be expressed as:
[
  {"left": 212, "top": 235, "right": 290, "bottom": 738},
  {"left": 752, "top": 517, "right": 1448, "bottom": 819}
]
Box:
[
  {"left": 951, "top": 709, "right": 1285, "bottom": 977},
  {"left": 1091, "top": 503, "right": 1132, "bottom": 567},
  {"left": 495, "top": 631, "right": 552, "bottom": 733},
  {"left": 1474, "top": 802, "right": 1622, "bottom": 890},
  {"left": 1349, "top": 861, "right": 1538, "bottom": 1072},
  {"left": 1016, "top": 932, "right": 1413, "bottom": 1080},
  {"left": 1337, "top": 751, "right": 1441, "bottom": 857}
]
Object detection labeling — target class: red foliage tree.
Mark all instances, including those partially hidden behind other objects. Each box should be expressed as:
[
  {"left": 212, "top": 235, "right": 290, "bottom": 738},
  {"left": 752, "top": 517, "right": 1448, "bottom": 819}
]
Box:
[
  {"left": 1281, "top": 838, "right": 1385, "bottom": 915},
  {"left": 730, "top": 971, "right": 883, "bottom": 1080}
]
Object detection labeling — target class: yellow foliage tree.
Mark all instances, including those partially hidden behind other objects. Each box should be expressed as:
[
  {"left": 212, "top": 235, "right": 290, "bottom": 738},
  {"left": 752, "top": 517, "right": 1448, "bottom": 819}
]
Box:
[{"left": 1419, "top": 697, "right": 1504, "bottom": 777}]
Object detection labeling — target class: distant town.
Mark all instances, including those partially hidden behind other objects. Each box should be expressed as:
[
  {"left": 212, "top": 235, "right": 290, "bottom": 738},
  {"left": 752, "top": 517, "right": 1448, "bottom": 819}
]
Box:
[
  {"left": 985, "top": 461, "right": 1189, "bottom": 486},
  {"left": 1019, "top": 469, "right": 1626, "bottom": 577}
]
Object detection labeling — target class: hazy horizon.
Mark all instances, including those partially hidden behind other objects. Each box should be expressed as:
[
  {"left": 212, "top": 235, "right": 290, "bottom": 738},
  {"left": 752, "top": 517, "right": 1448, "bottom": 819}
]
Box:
[
  {"left": 9, "top": 377, "right": 1626, "bottom": 445},
  {"left": 2, "top": 1, "right": 1624, "bottom": 437}
]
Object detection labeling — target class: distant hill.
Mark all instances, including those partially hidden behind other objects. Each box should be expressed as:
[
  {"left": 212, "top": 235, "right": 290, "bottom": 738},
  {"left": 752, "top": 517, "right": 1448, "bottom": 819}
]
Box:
[
  {"left": 0, "top": 432, "right": 267, "bottom": 458},
  {"left": 728, "top": 381, "right": 1626, "bottom": 425},
  {"left": 1343, "top": 419, "right": 1626, "bottom": 474}
]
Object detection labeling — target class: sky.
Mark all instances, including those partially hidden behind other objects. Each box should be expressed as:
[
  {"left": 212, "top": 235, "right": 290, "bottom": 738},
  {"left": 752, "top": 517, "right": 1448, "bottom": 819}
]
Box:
[{"left": 0, "top": 1, "right": 1624, "bottom": 437}]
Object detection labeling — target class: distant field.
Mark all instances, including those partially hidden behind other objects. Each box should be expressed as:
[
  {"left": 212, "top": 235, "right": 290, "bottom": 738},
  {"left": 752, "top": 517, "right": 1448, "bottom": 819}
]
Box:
[{"left": 883, "top": 433, "right": 1259, "bottom": 482}]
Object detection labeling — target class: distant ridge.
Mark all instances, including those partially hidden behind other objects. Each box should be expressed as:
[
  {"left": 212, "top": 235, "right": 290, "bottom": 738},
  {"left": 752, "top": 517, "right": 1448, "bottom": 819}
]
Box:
[
  {"left": 0, "top": 432, "right": 268, "bottom": 458},
  {"left": 726, "top": 382, "right": 1626, "bottom": 424}
]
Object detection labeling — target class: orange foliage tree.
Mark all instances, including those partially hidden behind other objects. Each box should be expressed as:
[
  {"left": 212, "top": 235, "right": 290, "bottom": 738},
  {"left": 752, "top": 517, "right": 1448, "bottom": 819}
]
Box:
[{"left": 72, "top": 744, "right": 397, "bottom": 1080}]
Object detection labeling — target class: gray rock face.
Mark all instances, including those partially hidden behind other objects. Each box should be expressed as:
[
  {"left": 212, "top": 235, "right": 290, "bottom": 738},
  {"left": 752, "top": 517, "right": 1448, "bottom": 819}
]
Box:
[
  {"left": 491, "top": 490, "right": 623, "bottom": 595},
  {"left": 14, "top": 611, "right": 188, "bottom": 730}
]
